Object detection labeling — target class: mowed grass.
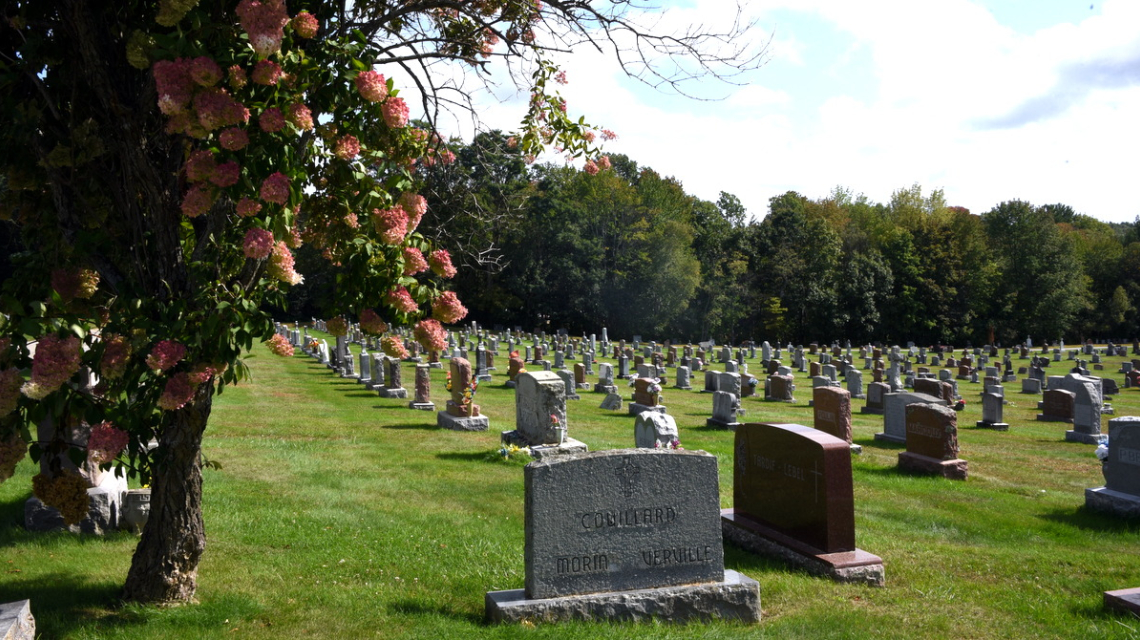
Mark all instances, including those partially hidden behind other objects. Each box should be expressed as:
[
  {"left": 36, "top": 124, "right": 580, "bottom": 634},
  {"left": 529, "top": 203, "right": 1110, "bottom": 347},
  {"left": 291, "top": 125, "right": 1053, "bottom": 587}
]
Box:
[{"left": 3, "top": 335, "right": 1140, "bottom": 639}]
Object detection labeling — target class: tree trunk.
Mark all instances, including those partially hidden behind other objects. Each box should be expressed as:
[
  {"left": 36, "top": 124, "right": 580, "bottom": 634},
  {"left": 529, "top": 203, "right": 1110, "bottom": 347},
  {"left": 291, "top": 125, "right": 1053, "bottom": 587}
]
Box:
[{"left": 121, "top": 384, "right": 214, "bottom": 604}]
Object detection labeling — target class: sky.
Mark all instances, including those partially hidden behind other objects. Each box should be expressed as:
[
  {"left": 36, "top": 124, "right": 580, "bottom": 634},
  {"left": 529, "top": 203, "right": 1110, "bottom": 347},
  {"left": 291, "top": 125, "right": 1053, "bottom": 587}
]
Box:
[{"left": 414, "top": 0, "right": 1140, "bottom": 223}]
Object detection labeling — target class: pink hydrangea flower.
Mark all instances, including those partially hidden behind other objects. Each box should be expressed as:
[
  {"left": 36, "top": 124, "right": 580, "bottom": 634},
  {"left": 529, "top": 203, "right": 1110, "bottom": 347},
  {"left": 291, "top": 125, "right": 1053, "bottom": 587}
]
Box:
[
  {"left": 382, "top": 97, "right": 409, "bottom": 128},
  {"left": 153, "top": 58, "right": 194, "bottom": 115},
  {"left": 193, "top": 88, "right": 249, "bottom": 132},
  {"left": 100, "top": 335, "right": 131, "bottom": 380},
  {"left": 359, "top": 309, "right": 388, "bottom": 335},
  {"left": 399, "top": 193, "right": 427, "bottom": 231},
  {"left": 292, "top": 11, "right": 319, "bottom": 39},
  {"left": 236, "top": 0, "right": 290, "bottom": 58},
  {"left": 373, "top": 206, "right": 408, "bottom": 245},
  {"left": 146, "top": 340, "right": 186, "bottom": 373},
  {"left": 285, "top": 225, "right": 303, "bottom": 248},
  {"left": 185, "top": 149, "right": 217, "bottom": 183},
  {"left": 268, "top": 241, "right": 303, "bottom": 284},
  {"left": 251, "top": 59, "right": 283, "bottom": 86},
  {"left": 355, "top": 70, "right": 387, "bottom": 102},
  {"left": 237, "top": 197, "right": 262, "bottom": 218},
  {"left": 158, "top": 372, "right": 195, "bottom": 411},
  {"left": 266, "top": 334, "right": 294, "bottom": 357},
  {"left": 87, "top": 422, "right": 129, "bottom": 465},
  {"left": 181, "top": 184, "right": 217, "bottom": 218},
  {"left": 189, "top": 56, "right": 223, "bottom": 87},
  {"left": 0, "top": 368, "right": 24, "bottom": 416},
  {"left": 381, "top": 336, "right": 409, "bottom": 360},
  {"left": 243, "top": 228, "right": 275, "bottom": 259},
  {"left": 51, "top": 268, "right": 98, "bottom": 302},
  {"left": 335, "top": 135, "right": 361, "bottom": 160},
  {"left": 440, "top": 149, "right": 456, "bottom": 164},
  {"left": 259, "top": 107, "right": 285, "bottom": 133},
  {"left": 428, "top": 249, "right": 457, "bottom": 279},
  {"left": 597, "top": 155, "right": 612, "bottom": 170},
  {"left": 211, "top": 161, "right": 240, "bottom": 188},
  {"left": 413, "top": 319, "right": 448, "bottom": 353},
  {"left": 287, "top": 103, "right": 314, "bottom": 130},
  {"left": 228, "top": 65, "right": 248, "bottom": 89},
  {"left": 219, "top": 127, "right": 249, "bottom": 151},
  {"left": 260, "top": 172, "right": 290, "bottom": 205},
  {"left": 326, "top": 316, "right": 348, "bottom": 337},
  {"left": 24, "top": 335, "right": 81, "bottom": 398},
  {"left": 403, "top": 247, "right": 428, "bottom": 275},
  {"left": 432, "top": 291, "right": 468, "bottom": 324},
  {"left": 601, "top": 129, "right": 618, "bottom": 140},
  {"left": 583, "top": 160, "right": 599, "bottom": 175},
  {"left": 385, "top": 286, "right": 418, "bottom": 315}
]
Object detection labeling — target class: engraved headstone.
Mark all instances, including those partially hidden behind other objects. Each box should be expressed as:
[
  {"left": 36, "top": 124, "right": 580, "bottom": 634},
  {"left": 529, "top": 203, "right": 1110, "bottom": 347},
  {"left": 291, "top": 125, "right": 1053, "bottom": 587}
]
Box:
[
  {"left": 814, "top": 386, "right": 859, "bottom": 453},
  {"left": 898, "top": 403, "right": 968, "bottom": 480}
]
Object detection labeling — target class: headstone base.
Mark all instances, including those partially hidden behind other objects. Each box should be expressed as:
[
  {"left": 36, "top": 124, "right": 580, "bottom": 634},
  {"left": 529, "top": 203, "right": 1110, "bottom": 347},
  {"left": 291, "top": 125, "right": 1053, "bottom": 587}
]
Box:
[
  {"left": 860, "top": 407, "right": 884, "bottom": 415},
  {"left": 437, "top": 412, "right": 489, "bottom": 431},
  {"left": 975, "top": 421, "right": 1009, "bottom": 431},
  {"left": 477, "top": 374, "right": 493, "bottom": 383},
  {"left": 705, "top": 417, "right": 742, "bottom": 430},
  {"left": 1105, "top": 587, "right": 1140, "bottom": 615},
  {"left": 429, "top": 362, "right": 443, "bottom": 369},
  {"left": 408, "top": 401, "right": 436, "bottom": 411},
  {"left": 356, "top": 377, "right": 371, "bottom": 385},
  {"left": 576, "top": 383, "right": 592, "bottom": 390},
  {"left": 721, "top": 510, "right": 884, "bottom": 587},
  {"left": 484, "top": 569, "right": 761, "bottom": 624},
  {"left": 1036, "top": 414, "right": 1073, "bottom": 423},
  {"left": 378, "top": 387, "right": 408, "bottom": 399},
  {"left": 505, "top": 380, "right": 517, "bottom": 388},
  {"left": 628, "top": 403, "right": 666, "bottom": 416},
  {"left": 500, "top": 431, "right": 588, "bottom": 461},
  {"left": 674, "top": 384, "right": 692, "bottom": 390},
  {"left": 897, "top": 452, "right": 968, "bottom": 480},
  {"left": 872, "top": 432, "right": 904, "bottom": 444},
  {"left": 1065, "top": 430, "right": 1107, "bottom": 445},
  {"left": 594, "top": 384, "right": 616, "bottom": 394},
  {"left": 0, "top": 600, "right": 34, "bottom": 640},
  {"left": 1085, "top": 487, "right": 1140, "bottom": 518}
]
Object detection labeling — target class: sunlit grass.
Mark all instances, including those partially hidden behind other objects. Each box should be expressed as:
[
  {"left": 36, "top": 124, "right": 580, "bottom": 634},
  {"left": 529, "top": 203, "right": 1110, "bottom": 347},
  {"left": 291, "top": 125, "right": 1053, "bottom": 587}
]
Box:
[{"left": 2, "top": 335, "right": 1139, "bottom": 638}]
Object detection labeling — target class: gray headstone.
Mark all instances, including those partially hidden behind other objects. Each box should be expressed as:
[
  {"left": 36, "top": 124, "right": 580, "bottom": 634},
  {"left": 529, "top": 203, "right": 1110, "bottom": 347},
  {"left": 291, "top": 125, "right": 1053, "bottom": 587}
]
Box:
[
  {"left": 524, "top": 449, "right": 724, "bottom": 598},
  {"left": 516, "top": 372, "right": 567, "bottom": 446},
  {"left": 634, "top": 412, "right": 680, "bottom": 449}
]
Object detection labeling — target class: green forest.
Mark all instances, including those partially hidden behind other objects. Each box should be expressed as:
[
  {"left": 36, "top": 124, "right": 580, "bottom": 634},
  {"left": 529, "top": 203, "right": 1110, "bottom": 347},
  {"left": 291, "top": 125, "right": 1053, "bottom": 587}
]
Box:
[{"left": 286, "top": 130, "right": 1139, "bottom": 346}]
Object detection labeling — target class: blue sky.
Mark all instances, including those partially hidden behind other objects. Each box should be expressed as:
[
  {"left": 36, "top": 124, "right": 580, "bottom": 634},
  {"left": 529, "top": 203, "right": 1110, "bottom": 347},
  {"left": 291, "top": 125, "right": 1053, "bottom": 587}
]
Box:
[{"left": 425, "top": 0, "right": 1140, "bottom": 223}]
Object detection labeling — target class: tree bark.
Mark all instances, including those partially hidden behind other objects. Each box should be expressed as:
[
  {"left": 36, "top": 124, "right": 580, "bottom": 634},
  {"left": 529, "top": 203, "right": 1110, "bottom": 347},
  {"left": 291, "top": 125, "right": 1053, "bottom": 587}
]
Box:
[{"left": 121, "top": 384, "right": 214, "bottom": 604}]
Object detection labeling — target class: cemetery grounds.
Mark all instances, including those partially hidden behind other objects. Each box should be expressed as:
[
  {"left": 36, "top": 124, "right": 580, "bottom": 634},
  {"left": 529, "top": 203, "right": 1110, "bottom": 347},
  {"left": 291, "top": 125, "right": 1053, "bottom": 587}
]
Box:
[{"left": 2, "top": 330, "right": 1139, "bottom": 639}]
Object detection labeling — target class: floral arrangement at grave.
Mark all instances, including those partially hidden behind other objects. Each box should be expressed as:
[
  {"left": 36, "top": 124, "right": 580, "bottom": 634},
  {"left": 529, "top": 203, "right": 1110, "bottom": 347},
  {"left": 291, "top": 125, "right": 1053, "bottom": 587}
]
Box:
[
  {"left": 654, "top": 438, "right": 683, "bottom": 451},
  {"left": 0, "top": 0, "right": 763, "bottom": 606},
  {"left": 498, "top": 443, "right": 531, "bottom": 462},
  {"left": 462, "top": 378, "right": 480, "bottom": 417}
]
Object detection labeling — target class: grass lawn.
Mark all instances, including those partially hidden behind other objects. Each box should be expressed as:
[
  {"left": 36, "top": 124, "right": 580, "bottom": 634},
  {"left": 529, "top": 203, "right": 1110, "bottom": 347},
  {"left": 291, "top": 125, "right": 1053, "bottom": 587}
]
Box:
[{"left": 3, "top": 333, "right": 1140, "bottom": 639}]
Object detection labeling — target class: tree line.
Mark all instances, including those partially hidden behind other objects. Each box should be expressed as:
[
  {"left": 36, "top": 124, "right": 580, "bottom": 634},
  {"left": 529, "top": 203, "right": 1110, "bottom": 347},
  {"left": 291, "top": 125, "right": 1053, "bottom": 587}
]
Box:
[{"left": 282, "top": 131, "right": 1139, "bottom": 346}]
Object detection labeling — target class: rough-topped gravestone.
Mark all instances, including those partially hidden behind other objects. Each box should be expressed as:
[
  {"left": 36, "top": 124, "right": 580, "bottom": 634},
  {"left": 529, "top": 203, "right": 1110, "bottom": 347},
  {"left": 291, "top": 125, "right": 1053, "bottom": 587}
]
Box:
[
  {"left": 814, "top": 386, "right": 860, "bottom": 454},
  {"left": 437, "top": 357, "right": 490, "bottom": 431},
  {"left": 599, "top": 392, "right": 623, "bottom": 411},
  {"left": 634, "top": 412, "right": 680, "bottom": 449},
  {"left": 874, "top": 391, "right": 944, "bottom": 443},
  {"left": 898, "top": 403, "right": 968, "bottom": 480},
  {"left": 708, "top": 390, "right": 743, "bottom": 430},
  {"left": 486, "top": 449, "right": 761, "bottom": 623},
  {"left": 377, "top": 356, "right": 408, "bottom": 399},
  {"left": 557, "top": 369, "right": 581, "bottom": 401},
  {"left": 408, "top": 364, "right": 435, "bottom": 411},
  {"left": 1037, "top": 388, "right": 1075, "bottom": 423},
  {"left": 501, "top": 371, "right": 585, "bottom": 459},
  {"left": 1087, "top": 416, "right": 1140, "bottom": 518},
  {"left": 0, "top": 600, "right": 34, "bottom": 640},
  {"left": 674, "top": 365, "right": 692, "bottom": 390},
  {"left": 722, "top": 423, "right": 883, "bottom": 585},
  {"left": 976, "top": 392, "right": 1008, "bottom": 431},
  {"left": 1067, "top": 377, "right": 1106, "bottom": 444},
  {"left": 765, "top": 374, "right": 796, "bottom": 402}
]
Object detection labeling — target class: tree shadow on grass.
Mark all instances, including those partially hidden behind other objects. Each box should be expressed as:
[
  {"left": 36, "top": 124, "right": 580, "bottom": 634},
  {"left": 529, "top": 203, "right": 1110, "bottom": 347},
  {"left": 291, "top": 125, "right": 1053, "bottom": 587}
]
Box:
[
  {"left": 387, "top": 598, "right": 484, "bottom": 626},
  {"left": 1037, "top": 505, "right": 1140, "bottom": 534},
  {"left": 436, "top": 451, "right": 500, "bottom": 464},
  {"left": 0, "top": 573, "right": 127, "bottom": 638}
]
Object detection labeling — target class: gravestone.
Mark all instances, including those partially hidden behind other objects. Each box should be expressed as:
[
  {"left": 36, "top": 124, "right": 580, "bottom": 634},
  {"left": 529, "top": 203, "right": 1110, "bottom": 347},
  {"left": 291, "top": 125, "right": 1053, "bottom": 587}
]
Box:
[
  {"left": 573, "top": 363, "right": 590, "bottom": 390},
  {"left": 557, "top": 369, "right": 581, "bottom": 401},
  {"left": 1066, "top": 377, "right": 1106, "bottom": 444},
  {"left": 846, "top": 369, "right": 864, "bottom": 399},
  {"left": 1086, "top": 416, "right": 1140, "bottom": 518},
  {"left": 629, "top": 378, "right": 667, "bottom": 416},
  {"left": 1037, "top": 389, "right": 1074, "bottom": 423},
  {"left": 975, "top": 392, "right": 1008, "bottom": 431},
  {"left": 1022, "top": 377, "right": 1042, "bottom": 394},
  {"left": 861, "top": 381, "right": 890, "bottom": 414},
  {"left": 898, "top": 403, "right": 968, "bottom": 480},
  {"left": 599, "top": 393, "right": 623, "bottom": 411},
  {"left": 501, "top": 371, "right": 585, "bottom": 459},
  {"left": 486, "top": 449, "right": 761, "bottom": 623},
  {"left": 377, "top": 357, "right": 408, "bottom": 399},
  {"left": 437, "top": 357, "right": 490, "bottom": 431},
  {"left": 814, "top": 386, "right": 860, "bottom": 454},
  {"left": 721, "top": 423, "right": 883, "bottom": 585},
  {"left": 594, "top": 363, "right": 616, "bottom": 394},
  {"left": 874, "top": 391, "right": 944, "bottom": 443},
  {"left": 634, "top": 412, "right": 680, "bottom": 449},
  {"left": 674, "top": 365, "right": 692, "bottom": 390},
  {"left": 707, "top": 391, "right": 743, "bottom": 430},
  {"left": 765, "top": 374, "right": 796, "bottom": 402},
  {"left": 408, "top": 364, "right": 435, "bottom": 410},
  {"left": 0, "top": 600, "right": 34, "bottom": 640}
]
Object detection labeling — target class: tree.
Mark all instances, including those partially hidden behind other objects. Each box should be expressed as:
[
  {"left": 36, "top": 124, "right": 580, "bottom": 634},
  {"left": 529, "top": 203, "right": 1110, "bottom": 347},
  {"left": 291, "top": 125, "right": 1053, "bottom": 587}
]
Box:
[{"left": 0, "top": 0, "right": 766, "bottom": 605}]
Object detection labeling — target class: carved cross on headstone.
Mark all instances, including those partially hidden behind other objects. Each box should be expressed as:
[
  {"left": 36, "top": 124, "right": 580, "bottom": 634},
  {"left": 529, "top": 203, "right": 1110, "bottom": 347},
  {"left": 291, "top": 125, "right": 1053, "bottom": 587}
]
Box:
[{"left": 615, "top": 457, "right": 640, "bottom": 498}]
